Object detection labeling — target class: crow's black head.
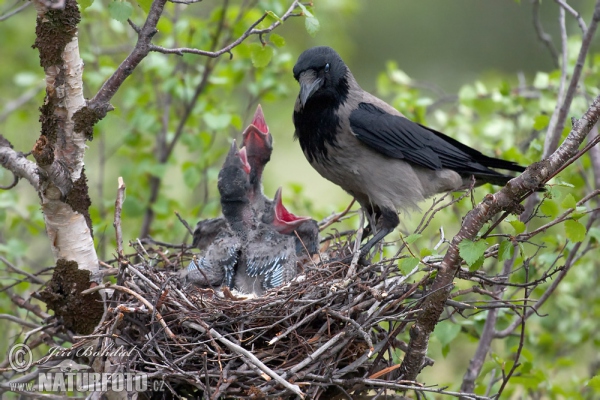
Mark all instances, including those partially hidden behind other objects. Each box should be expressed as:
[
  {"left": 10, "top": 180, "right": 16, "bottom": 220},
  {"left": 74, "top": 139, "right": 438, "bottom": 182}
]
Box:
[{"left": 293, "top": 46, "right": 348, "bottom": 109}]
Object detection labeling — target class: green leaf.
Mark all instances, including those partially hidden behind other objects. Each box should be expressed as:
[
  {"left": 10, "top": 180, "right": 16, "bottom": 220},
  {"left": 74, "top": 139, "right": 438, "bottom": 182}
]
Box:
[
  {"left": 434, "top": 321, "right": 461, "bottom": 346},
  {"left": 269, "top": 33, "right": 286, "bottom": 47},
  {"left": 561, "top": 193, "right": 576, "bottom": 209},
  {"left": 305, "top": 16, "right": 320, "bottom": 37},
  {"left": 136, "top": 0, "right": 152, "bottom": 13},
  {"left": 266, "top": 10, "right": 283, "bottom": 23},
  {"left": 404, "top": 233, "right": 422, "bottom": 244},
  {"left": 565, "top": 220, "right": 586, "bottom": 243},
  {"left": 203, "top": 112, "right": 232, "bottom": 130},
  {"left": 78, "top": 0, "right": 94, "bottom": 10},
  {"left": 533, "top": 72, "right": 549, "bottom": 89},
  {"left": 182, "top": 164, "right": 201, "bottom": 189},
  {"left": 420, "top": 247, "right": 432, "bottom": 257},
  {"left": 399, "top": 257, "right": 419, "bottom": 275},
  {"left": 533, "top": 114, "right": 549, "bottom": 130},
  {"left": 108, "top": 1, "right": 133, "bottom": 23},
  {"left": 459, "top": 239, "right": 488, "bottom": 267},
  {"left": 540, "top": 199, "right": 559, "bottom": 218},
  {"left": 553, "top": 179, "right": 574, "bottom": 188},
  {"left": 508, "top": 219, "right": 526, "bottom": 234},
  {"left": 250, "top": 43, "right": 274, "bottom": 68},
  {"left": 588, "top": 375, "right": 600, "bottom": 393},
  {"left": 498, "top": 240, "right": 514, "bottom": 262},
  {"left": 297, "top": 3, "right": 313, "bottom": 17}
]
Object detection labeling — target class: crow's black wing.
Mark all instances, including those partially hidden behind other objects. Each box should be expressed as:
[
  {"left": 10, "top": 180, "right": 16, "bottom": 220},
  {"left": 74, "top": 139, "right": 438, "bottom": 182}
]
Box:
[
  {"left": 418, "top": 123, "right": 525, "bottom": 172},
  {"left": 349, "top": 102, "right": 521, "bottom": 176}
]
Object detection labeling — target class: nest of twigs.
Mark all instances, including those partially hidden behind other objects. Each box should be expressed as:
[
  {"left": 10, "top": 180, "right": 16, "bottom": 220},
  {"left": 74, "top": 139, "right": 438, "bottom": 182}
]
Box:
[{"left": 79, "top": 229, "right": 430, "bottom": 399}]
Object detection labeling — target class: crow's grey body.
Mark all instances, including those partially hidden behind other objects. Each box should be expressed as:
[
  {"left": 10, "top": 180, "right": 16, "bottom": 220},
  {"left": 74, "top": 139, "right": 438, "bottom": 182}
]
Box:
[
  {"left": 191, "top": 217, "right": 228, "bottom": 251},
  {"left": 292, "top": 46, "right": 526, "bottom": 254}
]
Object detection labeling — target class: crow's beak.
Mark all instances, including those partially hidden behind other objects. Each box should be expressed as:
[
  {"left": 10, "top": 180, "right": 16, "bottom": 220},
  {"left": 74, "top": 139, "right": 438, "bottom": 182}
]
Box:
[{"left": 298, "top": 70, "right": 323, "bottom": 108}]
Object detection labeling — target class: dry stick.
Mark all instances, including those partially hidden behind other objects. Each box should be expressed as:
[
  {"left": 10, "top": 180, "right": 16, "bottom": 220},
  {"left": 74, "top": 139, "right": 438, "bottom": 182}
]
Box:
[
  {"left": 324, "top": 308, "right": 374, "bottom": 355},
  {"left": 304, "top": 375, "right": 493, "bottom": 400},
  {"left": 81, "top": 284, "right": 176, "bottom": 339},
  {"left": 268, "top": 307, "right": 323, "bottom": 345},
  {"left": 175, "top": 211, "right": 194, "bottom": 236},
  {"left": 113, "top": 177, "right": 126, "bottom": 257},
  {"left": 346, "top": 210, "right": 365, "bottom": 279},
  {"left": 319, "top": 199, "right": 356, "bottom": 231},
  {"left": 183, "top": 321, "right": 305, "bottom": 399},
  {"left": 286, "top": 331, "right": 347, "bottom": 376},
  {"left": 399, "top": 91, "right": 600, "bottom": 381}
]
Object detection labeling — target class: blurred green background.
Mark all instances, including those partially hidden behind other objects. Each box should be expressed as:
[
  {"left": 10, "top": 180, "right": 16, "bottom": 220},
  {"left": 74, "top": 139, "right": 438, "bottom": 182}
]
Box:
[{"left": 1, "top": 0, "right": 600, "bottom": 397}]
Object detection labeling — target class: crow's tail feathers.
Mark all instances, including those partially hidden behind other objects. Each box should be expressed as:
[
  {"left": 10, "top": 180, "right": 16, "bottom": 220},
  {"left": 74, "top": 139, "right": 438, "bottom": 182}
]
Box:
[{"left": 420, "top": 123, "right": 527, "bottom": 173}]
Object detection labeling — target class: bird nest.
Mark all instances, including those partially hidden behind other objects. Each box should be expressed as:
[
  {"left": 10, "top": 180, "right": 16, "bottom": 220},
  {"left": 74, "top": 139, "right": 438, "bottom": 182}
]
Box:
[{"left": 79, "top": 230, "right": 428, "bottom": 399}]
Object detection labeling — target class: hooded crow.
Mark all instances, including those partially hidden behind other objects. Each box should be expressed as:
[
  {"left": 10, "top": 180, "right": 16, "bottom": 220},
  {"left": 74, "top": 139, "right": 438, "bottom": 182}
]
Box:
[
  {"left": 192, "top": 105, "right": 271, "bottom": 250},
  {"left": 271, "top": 187, "right": 320, "bottom": 257},
  {"left": 293, "top": 46, "right": 527, "bottom": 255},
  {"left": 185, "top": 141, "right": 250, "bottom": 287},
  {"left": 187, "top": 141, "right": 298, "bottom": 295},
  {"left": 242, "top": 104, "right": 274, "bottom": 223},
  {"left": 191, "top": 217, "right": 228, "bottom": 251}
]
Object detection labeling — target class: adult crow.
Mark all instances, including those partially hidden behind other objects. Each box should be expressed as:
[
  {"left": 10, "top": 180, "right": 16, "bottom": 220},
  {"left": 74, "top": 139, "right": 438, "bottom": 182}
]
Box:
[{"left": 293, "top": 46, "right": 526, "bottom": 255}]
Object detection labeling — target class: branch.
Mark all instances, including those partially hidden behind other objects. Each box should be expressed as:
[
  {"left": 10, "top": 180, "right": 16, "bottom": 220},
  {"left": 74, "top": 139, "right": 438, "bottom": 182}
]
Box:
[
  {"left": 0, "top": 135, "right": 39, "bottom": 190},
  {"left": 184, "top": 321, "right": 305, "bottom": 398},
  {"left": 554, "top": 0, "right": 587, "bottom": 32},
  {"left": 148, "top": 1, "right": 301, "bottom": 58},
  {"left": 543, "top": 5, "right": 568, "bottom": 156},
  {"left": 532, "top": 0, "right": 559, "bottom": 67},
  {"left": 113, "top": 177, "right": 126, "bottom": 257},
  {"left": 398, "top": 93, "right": 600, "bottom": 381},
  {"left": 0, "top": 0, "right": 31, "bottom": 21},
  {"left": 87, "top": 0, "right": 169, "bottom": 119},
  {"left": 460, "top": 256, "right": 515, "bottom": 393},
  {"left": 542, "top": 1, "right": 600, "bottom": 158}
]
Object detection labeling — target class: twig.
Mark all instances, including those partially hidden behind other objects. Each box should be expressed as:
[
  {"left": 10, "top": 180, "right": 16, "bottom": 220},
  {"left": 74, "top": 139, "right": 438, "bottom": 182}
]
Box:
[
  {"left": 554, "top": 0, "right": 587, "bottom": 32},
  {"left": 148, "top": 1, "right": 301, "bottom": 58},
  {"left": 543, "top": 0, "right": 600, "bottom": 157},
  {"left": 175, "top": 211, "right": 194, "bottom": 236},
  {"left": 319, "top": 199, "right": 356, "bottom": 230},
  {"left": 543, "top": 5, "right": 568, "bottom": 156},
  {"left": 325, "top": 308, "right": 374, "bottom": 356},
  {"left": 532, "top": 0, "right": 559, "bottom": 67},
  {"left": 399, "top": 92, "right": 600, "bottom": 381},
  {"left": 0, "top": 255, "right": 45, "bottom": 285},
  {"left": 0, "top": 0, "right": 31, "bottom": 21},
  {"left": 81, "top": 284, "right": 176, "bottom": 339},
  {"left": 113, "top": 177, "right": 126, "bottom": 257},
  {"left": 184, "top": 321, "right": 305, "bottom": 398},
  {"left": 0, "top": 82, "right": 44, "bottom": 122}
]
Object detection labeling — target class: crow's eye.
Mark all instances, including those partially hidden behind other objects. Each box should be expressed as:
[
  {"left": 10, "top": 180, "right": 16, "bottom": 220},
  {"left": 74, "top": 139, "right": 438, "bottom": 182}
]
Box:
[{"left": 324, "top": 63, "right": 330, "bottom": 72}]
